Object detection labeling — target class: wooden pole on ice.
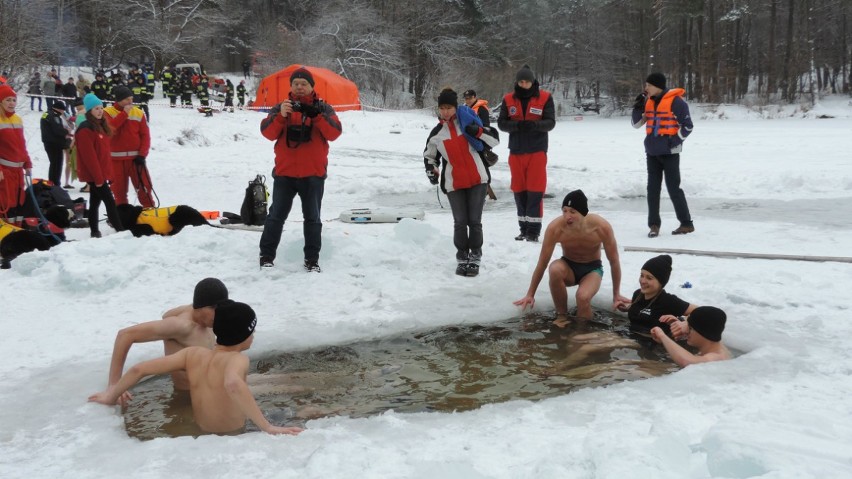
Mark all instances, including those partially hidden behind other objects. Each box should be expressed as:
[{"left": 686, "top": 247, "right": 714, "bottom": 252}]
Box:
[{"left": 623, "top": 246, "right": 852, "bottom": 264}]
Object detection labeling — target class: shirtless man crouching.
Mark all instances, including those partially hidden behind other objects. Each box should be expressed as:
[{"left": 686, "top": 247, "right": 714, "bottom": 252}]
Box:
[{"left": 514, "top": 190, "right": 630, "bottom": 327}]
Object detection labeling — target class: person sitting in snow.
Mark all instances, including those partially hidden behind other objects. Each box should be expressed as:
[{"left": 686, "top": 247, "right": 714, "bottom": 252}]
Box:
[
  {"left": 90, "top": 300, "right": 303, "bottom": 436},
  {"left": 94, "top": 278, "right": 229, "bottom": 405},
  {"left": 650, "top": 306, "right": 731, "bottom": 367}
]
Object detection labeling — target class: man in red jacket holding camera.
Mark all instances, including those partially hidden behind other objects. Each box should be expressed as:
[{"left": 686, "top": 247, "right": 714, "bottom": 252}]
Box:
[{"left": 258, "top": 67, "right": 342, "bottom": 272}]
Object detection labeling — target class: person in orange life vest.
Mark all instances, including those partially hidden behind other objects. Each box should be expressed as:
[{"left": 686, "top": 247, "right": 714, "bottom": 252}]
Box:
[
  {"left": 104, "top": 85, "right": 155, "bottom": 207},
  {"left": 463, "top": 89, "right": 491, "bottom": 127},
  {"left": 424, "top": 88, "right": 500, "bottom": 277},
  {"left": 258, "top": 67, "right": 342, "bottom": 272},
  {"left": 76, "top": 93, "right": 124, "bottom": 238},
  {"left": 631, "top": 72, "right": 695, "bottom": 238},
  {"left": 497, "top": 65, "right": 556, "bottom": 243},
  {"left": 0, "top": 85, "right": 32, "bottom": 225}
]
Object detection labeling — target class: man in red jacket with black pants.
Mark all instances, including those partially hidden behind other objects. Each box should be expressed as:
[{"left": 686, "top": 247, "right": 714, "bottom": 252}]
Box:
[
  {"left": 497, "top": 65, "right": 555, "bottom": 243},
  {"left": 104, "top": 85, "right": 155, "bottom": 207},
  {"left": 258, "top": 67, "right": 342, "bottom": 272}
]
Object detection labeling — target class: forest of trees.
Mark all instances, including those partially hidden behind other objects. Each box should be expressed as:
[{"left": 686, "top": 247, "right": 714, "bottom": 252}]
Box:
[{"left": 1, "top": 0, "right": 850, "bottom": 110}]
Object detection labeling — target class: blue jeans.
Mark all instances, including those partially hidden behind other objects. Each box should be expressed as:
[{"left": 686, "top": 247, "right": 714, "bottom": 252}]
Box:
[
  {"left": 259, "top": 175, "right": 325, "bottom": 262},
  {"left": 646, "top": 153, "right": 692, "bottom": 227}
]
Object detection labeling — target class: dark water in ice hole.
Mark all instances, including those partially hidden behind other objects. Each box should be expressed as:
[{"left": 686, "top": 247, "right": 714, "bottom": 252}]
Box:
[{"left": 124, "top": 311, "right": 682, "bottom": 440}]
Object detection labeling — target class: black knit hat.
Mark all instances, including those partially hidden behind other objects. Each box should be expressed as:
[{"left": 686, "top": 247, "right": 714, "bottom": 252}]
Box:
[
  {"left": 112, "top": 85, "right": 133, "bottom": 102},
  {"left": 688, "top": 306, "right": 727, "bottom": 342},
  {"left": 290, "top": 67, "right": 315, "bottom": 87},
  {"left": 646, "top": 72, "right": 666, "bottom": 90},
  {"left": 192, "top": 277, "right": 229, "bottom": 309},
  {"left": 437, "top": 88, "right": 458, "bottom": 107},
  {"left": 516, "top": 65, "right": 535, "bottom": 83},
  {"left": 213, "top": 300, "right": 257, "bottom": 346},
  {"left": 463, "top": 89, "right": 476, "bottom": 98},
  {"left": 642, "top": 255, "right": 672, "bottom": 287},
  {"left": 52, "top": 100, "right": 66, "bottom": 112},
  {"left": 562, "top": 190, "right": 588, "bottom": 216}
]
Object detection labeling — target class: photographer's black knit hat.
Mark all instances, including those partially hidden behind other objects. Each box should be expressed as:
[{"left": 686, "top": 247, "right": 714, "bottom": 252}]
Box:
[
  {"left": 562, "top": 190, "right": 589, "bottom": 216},
  {"left": 642, "top": 255, "right": 673, "bottom": 287},
  {"left": 213, "top": 300, "right": 257, "bottom": 346},
  {"left": 688, "top": 306, "right": 727, "bottom": 342},
  {"left": 646, "top": 72, "right": 666, "bottom": 90},
  {"left": 290, "top": 67, "right": 315, "bottom": 87},
  {"left": 192, "top": 277, "right": 229, "bottom": 309}
]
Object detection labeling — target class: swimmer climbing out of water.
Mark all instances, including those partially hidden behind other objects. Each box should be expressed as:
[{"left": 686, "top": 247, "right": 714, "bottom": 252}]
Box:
[
  {"left": 89, "top": 300, "right": 303, "bottom": 436},
  {"left": 513, "top": 190, "right": 630, "bottom": 327},
  {"left": 651, "top": 306, "right": 731, "bottom": 367},
  {"left": 99, "top": 277, "right": 229, "bottom": 406}
]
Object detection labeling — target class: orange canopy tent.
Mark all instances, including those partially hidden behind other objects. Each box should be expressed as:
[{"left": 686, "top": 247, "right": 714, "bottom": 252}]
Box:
[{"left": 253, "top": 65, "right": 361, "bottom": 111}]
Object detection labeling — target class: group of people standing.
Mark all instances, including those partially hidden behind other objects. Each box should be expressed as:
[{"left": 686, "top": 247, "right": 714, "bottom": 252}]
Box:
[{"left": 0, "top": 82, "right": 156, "bottom": 238}]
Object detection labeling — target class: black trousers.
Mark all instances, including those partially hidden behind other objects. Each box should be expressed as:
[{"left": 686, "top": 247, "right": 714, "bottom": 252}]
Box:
[
  {"left": 87, "top": 183, "right": 123, "bottom": 234},
  {"left": 44, "top": 143, "right": 65, "bottom": 185},
  {"left": 646, "top": 153, "right": 692, "bottom": 227}
]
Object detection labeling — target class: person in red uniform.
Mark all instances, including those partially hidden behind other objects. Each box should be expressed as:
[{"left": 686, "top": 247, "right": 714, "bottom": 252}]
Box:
[
  {"left": 104, "top": 85, "right": 154, "bottom": 207},
  {"left": 76, "top": 93, "right": 124, "bottom": 237},
  {"left": 258, "top": 67, "right": 342, "bottom": 272},
  {"left": 0, "top": 85, "right": 32, "bottom": 225},
  {"left": 497, "top": 65, "right": 555, "bottom": 243}
]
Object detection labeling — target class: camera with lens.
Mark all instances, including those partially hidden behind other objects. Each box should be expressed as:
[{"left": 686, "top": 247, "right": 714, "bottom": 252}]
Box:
[{"left": 291, "top": 101, "right": 304, "bottom": 112}]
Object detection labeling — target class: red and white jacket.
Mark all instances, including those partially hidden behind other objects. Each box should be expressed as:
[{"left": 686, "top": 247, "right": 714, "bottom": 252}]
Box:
[{"left": 423, "top": 116, "right": 499, "bottom": 193}]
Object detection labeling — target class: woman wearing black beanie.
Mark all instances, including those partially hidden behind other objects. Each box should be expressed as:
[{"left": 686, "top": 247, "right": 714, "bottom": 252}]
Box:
[{"left": 621, "top": 254, "right": 697, "bottom": 338}]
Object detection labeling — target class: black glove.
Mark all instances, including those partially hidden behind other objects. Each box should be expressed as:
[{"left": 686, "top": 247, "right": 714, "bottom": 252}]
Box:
[
  {"left": 517, "top": 121, "right": 535, "bottom": 132},
  {"left": 302, "top": 102, "right": 322, "bottom": 118},
  {"left": 464, "top": 124, "right": 481, "bottom": 137},
  {"left": 133, "top": 155, "right": 146, "bottom": 166},
  {"left": 633, "top": 93, "right": 647, "bottom": 110},
  {"left": 426, "top": 169, "right": 439, "bottom": 185}
]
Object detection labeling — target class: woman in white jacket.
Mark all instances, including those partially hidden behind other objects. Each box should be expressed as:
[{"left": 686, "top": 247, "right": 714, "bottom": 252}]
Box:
[{"left": 423, "top": 88, "right": 499, "bottom": 277}]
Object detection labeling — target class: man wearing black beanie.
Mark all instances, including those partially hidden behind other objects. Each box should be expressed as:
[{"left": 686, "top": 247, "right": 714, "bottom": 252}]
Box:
[
  {"left": 497, "top": 64, "right": 556, "bottom": 242},
  {"left": 631, "top": 72, "right": 695, "bottom": 238},
  {"left": 514, "top": 189, "right": 630, "bottom": 327},
  {"left": 91, "top": 299, "right": 304, "bottom": 436},
  {"left": 104, "top": 82, "right": 156, "bottom": 208},
  {"left": 651, "top": 305, "right": 731, "bottom": 367},
  {"left": 94, "top": 278, "right": 230, "bottom": 404}
]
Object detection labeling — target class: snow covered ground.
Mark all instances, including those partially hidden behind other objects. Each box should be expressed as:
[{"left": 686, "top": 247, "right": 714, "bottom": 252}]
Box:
[{"left": 1, "top": 93, "right": 851, "bottom": 478}]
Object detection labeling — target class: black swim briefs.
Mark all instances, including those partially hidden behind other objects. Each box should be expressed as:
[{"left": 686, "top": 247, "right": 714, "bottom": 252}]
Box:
[{"left": 560, "top": 257, "right": 604, "bottom": 284}]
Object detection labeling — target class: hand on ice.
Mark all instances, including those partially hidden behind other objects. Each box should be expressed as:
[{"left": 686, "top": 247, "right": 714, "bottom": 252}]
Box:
[{"left": 513, "top": 295, "right": 535, "bottom": 311}]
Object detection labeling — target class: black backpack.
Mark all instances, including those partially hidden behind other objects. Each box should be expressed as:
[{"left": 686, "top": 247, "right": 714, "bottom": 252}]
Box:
[{"left": 240, "top": 175, "right": 268, "bottom": 226}]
